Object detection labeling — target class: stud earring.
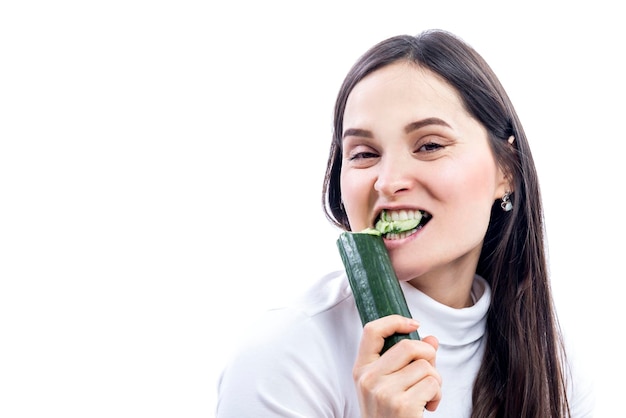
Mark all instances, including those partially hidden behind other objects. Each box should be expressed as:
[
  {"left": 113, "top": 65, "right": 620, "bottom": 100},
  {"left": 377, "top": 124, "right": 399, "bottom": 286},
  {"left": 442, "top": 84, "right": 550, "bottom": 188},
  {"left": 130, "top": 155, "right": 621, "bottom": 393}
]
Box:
[{"left": 501, "top": 191, "right": 513, "bottom": 212}]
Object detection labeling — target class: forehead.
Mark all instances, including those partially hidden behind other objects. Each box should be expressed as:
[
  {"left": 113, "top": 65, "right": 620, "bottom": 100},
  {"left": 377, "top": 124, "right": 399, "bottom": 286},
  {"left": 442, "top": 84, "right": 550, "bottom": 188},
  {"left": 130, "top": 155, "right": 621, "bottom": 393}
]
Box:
[{"left": 343, "top": 61, "right": 468, "bottom": 126}]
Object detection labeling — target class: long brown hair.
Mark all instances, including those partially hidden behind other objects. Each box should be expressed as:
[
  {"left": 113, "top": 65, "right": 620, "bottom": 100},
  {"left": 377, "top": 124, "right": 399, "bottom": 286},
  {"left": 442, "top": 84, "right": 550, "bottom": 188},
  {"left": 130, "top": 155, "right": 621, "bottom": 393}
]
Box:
[{"left": 322, "top": 29, "right": 570, "bottom": 417}]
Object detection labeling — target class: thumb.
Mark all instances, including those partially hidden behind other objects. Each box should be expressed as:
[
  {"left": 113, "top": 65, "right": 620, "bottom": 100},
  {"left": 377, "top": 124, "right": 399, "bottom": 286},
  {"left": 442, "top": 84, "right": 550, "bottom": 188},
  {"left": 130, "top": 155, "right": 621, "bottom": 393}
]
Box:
[{"left": 422, "top": 335, "right": 439, "bottom": 351}]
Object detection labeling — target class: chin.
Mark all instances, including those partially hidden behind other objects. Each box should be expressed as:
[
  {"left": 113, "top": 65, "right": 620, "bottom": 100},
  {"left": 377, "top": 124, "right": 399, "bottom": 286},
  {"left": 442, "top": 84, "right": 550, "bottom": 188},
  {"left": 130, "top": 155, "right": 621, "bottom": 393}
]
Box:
[{"left": 392, "top": 264, "right": 427, "bottom": 283}]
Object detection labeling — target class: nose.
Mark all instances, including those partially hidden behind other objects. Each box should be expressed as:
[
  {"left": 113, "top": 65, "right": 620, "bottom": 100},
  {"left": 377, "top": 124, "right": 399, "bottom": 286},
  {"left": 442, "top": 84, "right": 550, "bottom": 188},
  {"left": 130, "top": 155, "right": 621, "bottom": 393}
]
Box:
[{"left": 373, "top": 155, "right": 414, "bottom": 198}]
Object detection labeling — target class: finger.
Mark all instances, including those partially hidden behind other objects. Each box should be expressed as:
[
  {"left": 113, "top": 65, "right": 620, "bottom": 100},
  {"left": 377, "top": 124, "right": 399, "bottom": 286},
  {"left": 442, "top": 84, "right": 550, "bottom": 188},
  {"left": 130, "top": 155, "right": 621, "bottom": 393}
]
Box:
[
  {"left": 380, "top": 338, "right": 438, "bottom": 376},
  {"left": 371, "top": 361, "right": 442, "bottom": 415},
  {"left": 354, "top": 365, "right": 441, "bottom": 417},
  {"left": 424, "top": 383, "right": 443, "bottom": 412},
  {"left": 420, "top": 335, "right": 439, "bottom": 366},
  {"left": 403, "top": 368, "right": 443, "bottom": 412},
  {"left": 422, "top": 335, "right": 439, "bottom": 351},
  {"left": 356, "top": 315, "right": 420, "bottom": 365}
]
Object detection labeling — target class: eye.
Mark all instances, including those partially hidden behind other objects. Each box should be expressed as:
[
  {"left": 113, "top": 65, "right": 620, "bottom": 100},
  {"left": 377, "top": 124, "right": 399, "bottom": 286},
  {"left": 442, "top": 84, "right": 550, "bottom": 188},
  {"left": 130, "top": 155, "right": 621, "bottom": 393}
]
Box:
[
  {"left": 344, "top": 143, "right": 380, "bottom": 161},
  {"left": 344, "top": 145, "right": 380, "bottom": 168},
  {"left": 349, "top": 151, "right": 379, "bottom": 161},
  {"left": 413, "top": 133, "right": 449, "bottom": 154},
  {"left": 417, "top": 142, "right": 444, "bottom": 152}
]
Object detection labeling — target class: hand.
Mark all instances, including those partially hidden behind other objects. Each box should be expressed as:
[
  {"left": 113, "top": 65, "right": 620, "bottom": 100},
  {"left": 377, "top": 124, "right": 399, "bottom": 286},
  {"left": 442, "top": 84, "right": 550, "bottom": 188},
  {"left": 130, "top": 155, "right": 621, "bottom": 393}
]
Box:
[{"left": 353, "top": 315, "right": 441, "bottom": 418}]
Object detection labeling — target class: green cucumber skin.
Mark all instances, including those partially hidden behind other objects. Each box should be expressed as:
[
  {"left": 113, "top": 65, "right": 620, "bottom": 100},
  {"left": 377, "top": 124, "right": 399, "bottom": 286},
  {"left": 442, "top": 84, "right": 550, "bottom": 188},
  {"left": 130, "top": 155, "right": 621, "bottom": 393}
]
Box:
[{"left": 337, "top": 232, "right": 420, "bottom": 353}]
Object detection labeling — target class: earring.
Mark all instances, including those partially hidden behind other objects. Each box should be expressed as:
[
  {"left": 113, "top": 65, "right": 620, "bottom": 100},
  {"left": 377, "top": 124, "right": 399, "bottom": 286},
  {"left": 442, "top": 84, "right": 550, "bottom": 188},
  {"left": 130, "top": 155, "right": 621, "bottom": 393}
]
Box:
[{"left": 500, "top": 191, "right": 513, "bottom": 212}]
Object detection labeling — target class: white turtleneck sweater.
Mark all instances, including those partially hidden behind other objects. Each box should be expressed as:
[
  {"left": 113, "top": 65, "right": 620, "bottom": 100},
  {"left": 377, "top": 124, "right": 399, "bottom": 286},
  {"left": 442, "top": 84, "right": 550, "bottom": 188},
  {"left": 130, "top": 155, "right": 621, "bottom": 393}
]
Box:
[{"left": 216, "top": 271, "right": 593, "bottom": 417}]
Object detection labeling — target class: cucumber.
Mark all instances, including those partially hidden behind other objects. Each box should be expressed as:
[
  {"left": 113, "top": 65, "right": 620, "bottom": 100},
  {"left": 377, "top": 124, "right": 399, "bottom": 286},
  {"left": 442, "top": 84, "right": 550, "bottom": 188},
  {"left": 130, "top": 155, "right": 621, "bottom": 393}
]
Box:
[
  {"left": 337, "top": 231, "right": 420, "bottom": 354},
  {"left": 374, "top": 209, "right": 421, "bottom": 234}
]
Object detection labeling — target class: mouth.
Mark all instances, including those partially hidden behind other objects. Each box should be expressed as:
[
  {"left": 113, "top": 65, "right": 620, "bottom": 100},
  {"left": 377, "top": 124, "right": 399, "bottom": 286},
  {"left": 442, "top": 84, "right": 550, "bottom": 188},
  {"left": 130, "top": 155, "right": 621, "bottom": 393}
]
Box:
[{"left": 374, "top": 209, "right": 432, "bottom": 240}]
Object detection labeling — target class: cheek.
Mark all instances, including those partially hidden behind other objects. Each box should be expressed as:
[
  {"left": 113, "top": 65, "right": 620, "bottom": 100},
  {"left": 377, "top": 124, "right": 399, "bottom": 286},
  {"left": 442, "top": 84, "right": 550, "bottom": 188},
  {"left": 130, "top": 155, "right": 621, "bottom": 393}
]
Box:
[
  {"left": 436, "top": 156, "right": 500, "bottom": 205},
  {"left": 340, "top": 169, "right": 373, "bottom": 229}
]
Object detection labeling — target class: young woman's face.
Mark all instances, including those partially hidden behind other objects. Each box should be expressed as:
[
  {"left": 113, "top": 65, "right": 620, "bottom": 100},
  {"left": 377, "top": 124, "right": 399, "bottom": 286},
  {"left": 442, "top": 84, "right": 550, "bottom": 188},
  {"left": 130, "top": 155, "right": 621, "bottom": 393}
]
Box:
[{"left": 340, "top": 61, "right": 509, "bottom": 285}]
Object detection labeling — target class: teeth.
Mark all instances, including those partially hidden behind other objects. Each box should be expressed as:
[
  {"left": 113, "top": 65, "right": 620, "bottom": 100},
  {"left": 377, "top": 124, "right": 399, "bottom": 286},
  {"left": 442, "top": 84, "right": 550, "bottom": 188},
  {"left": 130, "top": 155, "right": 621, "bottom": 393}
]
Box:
[
  {"left": 385, "top": 228, "right": 419, "bottom": 240},
  {"left": 384, "top": 209, "right": 422, "bottom": 221},
  {"left": 375, "top": 209, "right": 430, "bottom": 239}
]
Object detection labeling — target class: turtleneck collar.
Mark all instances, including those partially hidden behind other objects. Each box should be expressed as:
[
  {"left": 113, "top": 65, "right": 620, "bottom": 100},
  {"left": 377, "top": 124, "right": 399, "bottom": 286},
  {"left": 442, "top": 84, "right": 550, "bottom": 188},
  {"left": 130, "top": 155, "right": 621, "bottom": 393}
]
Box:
[{"left": 400, "top": 275, "right": 491, "bottom": 346}]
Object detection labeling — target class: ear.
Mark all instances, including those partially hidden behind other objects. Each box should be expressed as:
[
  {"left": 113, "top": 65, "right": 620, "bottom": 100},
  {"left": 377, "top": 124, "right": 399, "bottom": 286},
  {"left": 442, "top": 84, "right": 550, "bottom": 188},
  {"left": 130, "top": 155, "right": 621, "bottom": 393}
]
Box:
[
  {"left": 494, "top": 136, "right": 516, "bottom": 199},
  {"left": 496, "top": 136, "right": 516, "bottom": 196},
  {"left": 494, "top": 165, "right": 513, "bottom": 200}
]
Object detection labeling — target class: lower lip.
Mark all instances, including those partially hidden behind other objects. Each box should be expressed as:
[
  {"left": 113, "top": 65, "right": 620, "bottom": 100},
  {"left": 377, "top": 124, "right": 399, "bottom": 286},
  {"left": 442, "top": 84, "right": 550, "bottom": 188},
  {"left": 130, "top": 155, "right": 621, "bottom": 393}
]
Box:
[{"left": 382, "top": 226, "right": 423, "bottom": 249}]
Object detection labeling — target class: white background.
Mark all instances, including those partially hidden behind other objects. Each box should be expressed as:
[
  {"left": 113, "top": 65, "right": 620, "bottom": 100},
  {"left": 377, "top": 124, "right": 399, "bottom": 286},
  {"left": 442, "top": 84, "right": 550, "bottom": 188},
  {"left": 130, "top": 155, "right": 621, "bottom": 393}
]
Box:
[{"left": 1, "top": 1, "right": 622, "bottom": 417}]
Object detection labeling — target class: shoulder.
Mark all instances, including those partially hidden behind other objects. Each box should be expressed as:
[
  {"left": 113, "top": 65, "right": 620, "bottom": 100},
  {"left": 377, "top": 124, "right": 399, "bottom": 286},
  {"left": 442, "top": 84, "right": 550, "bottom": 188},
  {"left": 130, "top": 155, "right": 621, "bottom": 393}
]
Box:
[
  {"left": 216, "top": 271, "right": 362, "bottom": 417},
  {"left": 294, "top": 270, "right": 354, "bottom": 315},
  {"left": 226, "top": 270, "right": 358, "bottom": 362}
]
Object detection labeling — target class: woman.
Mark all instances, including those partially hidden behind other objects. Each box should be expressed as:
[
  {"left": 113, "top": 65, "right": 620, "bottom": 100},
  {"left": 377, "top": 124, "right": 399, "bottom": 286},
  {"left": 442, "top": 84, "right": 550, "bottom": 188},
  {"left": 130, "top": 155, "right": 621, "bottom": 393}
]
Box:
[{"left": 217, "top": 29, "right": 594, "bottom": 417}]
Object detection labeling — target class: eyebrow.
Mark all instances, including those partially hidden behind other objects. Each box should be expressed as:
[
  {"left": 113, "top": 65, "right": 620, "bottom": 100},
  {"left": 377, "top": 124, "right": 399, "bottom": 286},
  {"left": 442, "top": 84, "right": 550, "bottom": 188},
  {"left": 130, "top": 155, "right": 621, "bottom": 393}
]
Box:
[
  {"left": 342, "top": 128, "right": 372, "bottom": 139},
  {"left": 342, "top": 117, "right": 451, "bottom": 139},
  {"left": 404, "top": 117, "right": 451, "bottom": 134}
]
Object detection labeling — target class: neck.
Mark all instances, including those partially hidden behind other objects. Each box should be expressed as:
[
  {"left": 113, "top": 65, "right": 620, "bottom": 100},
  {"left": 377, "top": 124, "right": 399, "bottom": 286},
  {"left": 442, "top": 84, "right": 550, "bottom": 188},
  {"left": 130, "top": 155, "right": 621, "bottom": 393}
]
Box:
[{"left": 408, "top": 261, "right": 478, "bottom": 308}]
